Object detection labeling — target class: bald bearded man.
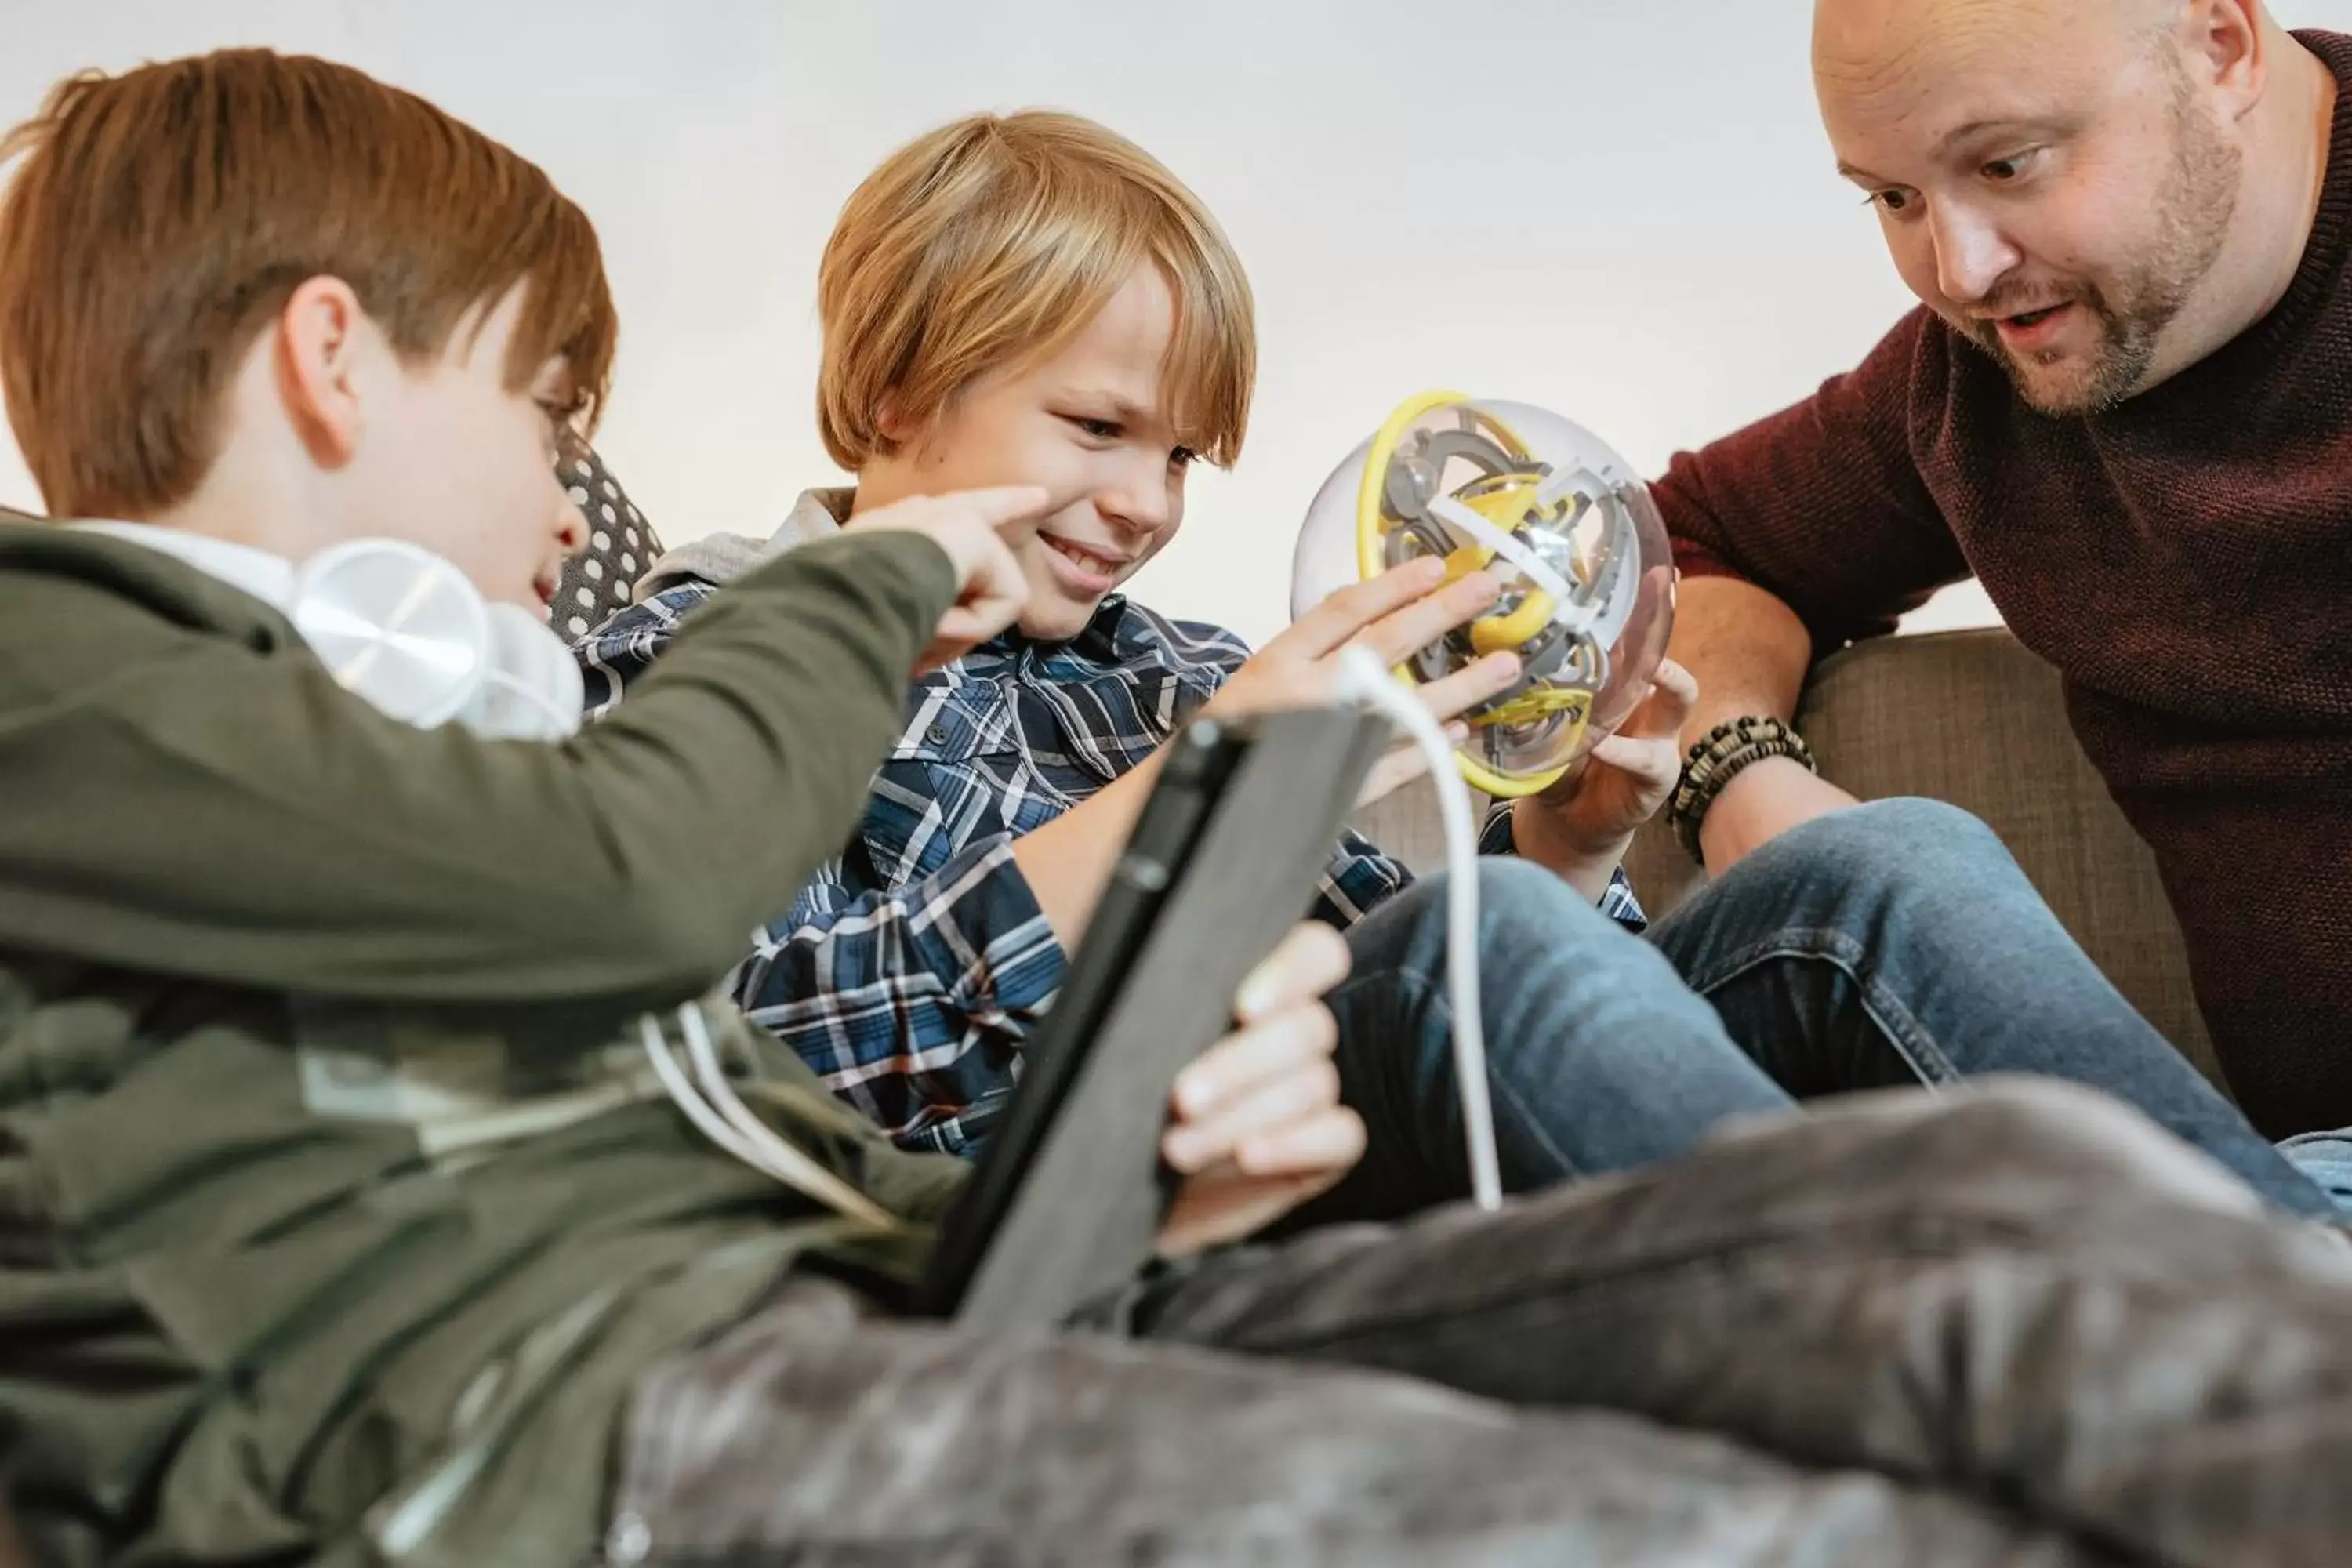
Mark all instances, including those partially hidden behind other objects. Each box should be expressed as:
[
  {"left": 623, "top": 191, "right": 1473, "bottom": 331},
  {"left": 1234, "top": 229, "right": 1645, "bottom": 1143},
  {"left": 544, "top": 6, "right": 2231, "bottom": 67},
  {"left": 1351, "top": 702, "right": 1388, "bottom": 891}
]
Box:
[{"left": 1647, "top": 0, "right": 2352, "bottom": 1145}]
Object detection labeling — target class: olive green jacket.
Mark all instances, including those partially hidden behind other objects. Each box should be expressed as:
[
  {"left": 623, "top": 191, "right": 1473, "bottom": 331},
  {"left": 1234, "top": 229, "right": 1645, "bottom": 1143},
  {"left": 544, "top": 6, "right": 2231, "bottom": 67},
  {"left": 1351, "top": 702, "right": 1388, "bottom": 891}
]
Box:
[{"left": 0, "top": 523, "right": 970, "bottom": 1566}]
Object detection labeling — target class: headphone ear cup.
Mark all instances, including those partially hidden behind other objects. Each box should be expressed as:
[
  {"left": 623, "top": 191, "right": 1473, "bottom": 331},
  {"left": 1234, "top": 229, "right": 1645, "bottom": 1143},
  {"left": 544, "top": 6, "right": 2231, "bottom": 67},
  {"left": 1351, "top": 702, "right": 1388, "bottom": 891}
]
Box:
[
  {"left": 477, "top": 604, "right": 586, "bottom": 741},
  {"left": 292, "top": 539, "right": 495, "bottom": 728}
]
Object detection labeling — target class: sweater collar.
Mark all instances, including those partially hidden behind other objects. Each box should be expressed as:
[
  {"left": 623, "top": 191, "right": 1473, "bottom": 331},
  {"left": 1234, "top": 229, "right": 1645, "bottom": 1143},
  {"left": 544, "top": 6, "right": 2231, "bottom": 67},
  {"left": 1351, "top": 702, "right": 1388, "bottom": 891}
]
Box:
[{"left": 2140, "top": 29, "right": 2352, "bottom": 407}]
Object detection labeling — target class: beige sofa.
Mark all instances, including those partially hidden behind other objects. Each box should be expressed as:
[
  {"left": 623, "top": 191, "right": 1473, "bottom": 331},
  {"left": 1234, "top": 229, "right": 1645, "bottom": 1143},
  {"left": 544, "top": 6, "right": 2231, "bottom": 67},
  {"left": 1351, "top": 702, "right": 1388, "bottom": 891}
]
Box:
[{"left": 1350, "top": 629, "right": 2227, "bottom": 1094}]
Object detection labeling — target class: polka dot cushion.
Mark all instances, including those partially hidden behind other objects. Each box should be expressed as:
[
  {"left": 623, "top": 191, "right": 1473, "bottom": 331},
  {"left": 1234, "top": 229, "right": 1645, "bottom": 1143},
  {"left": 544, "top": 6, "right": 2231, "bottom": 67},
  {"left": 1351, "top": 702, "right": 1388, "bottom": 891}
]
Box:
[{"left": 550, "top": 441, "right": 666, "bottom": 640}]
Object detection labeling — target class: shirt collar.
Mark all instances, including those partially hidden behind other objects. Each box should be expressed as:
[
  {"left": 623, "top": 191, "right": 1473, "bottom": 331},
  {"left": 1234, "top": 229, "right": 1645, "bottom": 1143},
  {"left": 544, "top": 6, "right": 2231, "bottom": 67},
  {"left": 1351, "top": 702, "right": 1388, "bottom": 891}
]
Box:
[{"left": 64, "top": 520, "right": 299, "bottom": 615}]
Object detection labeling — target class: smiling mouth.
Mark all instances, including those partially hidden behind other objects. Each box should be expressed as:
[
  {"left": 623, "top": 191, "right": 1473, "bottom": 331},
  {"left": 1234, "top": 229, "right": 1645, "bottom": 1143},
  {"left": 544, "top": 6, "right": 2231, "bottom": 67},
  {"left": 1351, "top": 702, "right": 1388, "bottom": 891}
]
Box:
[{"left": 1044, "top": 536, "right": 1129, "bottom": 575}]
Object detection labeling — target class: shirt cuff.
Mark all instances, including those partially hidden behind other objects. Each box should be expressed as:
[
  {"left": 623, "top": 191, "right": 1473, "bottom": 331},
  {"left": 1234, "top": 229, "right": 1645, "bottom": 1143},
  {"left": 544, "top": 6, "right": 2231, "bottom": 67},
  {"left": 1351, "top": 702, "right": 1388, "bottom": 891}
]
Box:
[
  {"left": 1477, "top": 798, "right": 1647, "bottom": 932},
  {"left": 1478, "top": 800, "right": 1519, "bottom": 858}
]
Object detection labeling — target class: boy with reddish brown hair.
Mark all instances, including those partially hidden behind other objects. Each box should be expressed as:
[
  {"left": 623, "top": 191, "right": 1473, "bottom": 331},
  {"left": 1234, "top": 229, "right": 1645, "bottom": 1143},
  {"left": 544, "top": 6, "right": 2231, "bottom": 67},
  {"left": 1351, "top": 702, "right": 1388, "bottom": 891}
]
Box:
[
  {"left": 0, "top": 54, "right": 616, "bottom": 599},
  {"left": 0, "top": 48, "right": 1353, "bottom": 1561}
]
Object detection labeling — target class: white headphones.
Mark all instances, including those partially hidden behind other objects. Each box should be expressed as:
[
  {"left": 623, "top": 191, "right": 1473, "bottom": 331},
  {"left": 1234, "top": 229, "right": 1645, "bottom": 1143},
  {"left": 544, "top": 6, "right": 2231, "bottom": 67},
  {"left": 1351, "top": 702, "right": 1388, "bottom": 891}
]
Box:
[
  {"left": 289, "top": 539, "right": 583, "bottom": 742},
  {"left": 68, "top": 523, "right": 585, "bottom": 741}
]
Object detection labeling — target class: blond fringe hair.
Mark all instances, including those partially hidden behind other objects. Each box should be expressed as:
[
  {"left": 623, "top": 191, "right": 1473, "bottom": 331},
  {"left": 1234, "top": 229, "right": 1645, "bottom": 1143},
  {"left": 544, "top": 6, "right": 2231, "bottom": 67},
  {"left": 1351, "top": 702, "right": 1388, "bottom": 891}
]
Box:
[{"left": 817, "top": 111, "right": 1254, "bottom": 470}]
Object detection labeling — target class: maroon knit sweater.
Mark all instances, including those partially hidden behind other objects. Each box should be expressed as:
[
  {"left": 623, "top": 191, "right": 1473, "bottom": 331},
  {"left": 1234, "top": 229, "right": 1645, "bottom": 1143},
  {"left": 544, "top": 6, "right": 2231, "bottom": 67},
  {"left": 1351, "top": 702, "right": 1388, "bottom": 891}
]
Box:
[{"left": 1660, "top": 31, "right": 2352, "bottom": 1140}]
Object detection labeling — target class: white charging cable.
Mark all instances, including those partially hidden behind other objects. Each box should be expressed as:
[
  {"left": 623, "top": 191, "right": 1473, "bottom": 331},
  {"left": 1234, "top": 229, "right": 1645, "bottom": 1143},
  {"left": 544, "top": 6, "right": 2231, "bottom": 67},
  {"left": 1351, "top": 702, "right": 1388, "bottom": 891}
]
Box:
[
  {"left": 1334, "top": 644, "right": 1503, "bottom": 1210},
  {"left": 639, "top": 1004, "right": 895, "bottom": 1228}
]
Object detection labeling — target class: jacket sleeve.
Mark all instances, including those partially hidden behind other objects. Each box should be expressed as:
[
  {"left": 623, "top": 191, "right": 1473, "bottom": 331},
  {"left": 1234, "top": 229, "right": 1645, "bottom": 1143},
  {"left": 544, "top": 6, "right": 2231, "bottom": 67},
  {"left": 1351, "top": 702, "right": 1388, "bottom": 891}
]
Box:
[{"left": 0, "top": 530, "right": 955, "bottom": 1010}]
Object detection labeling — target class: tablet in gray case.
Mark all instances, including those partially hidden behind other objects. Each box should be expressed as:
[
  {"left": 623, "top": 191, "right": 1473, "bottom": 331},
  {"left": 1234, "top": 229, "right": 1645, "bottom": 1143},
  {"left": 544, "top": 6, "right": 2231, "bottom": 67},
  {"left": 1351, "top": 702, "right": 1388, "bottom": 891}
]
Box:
[{"left": 918, "top": 704, "right": 1391, "bottom": 1330}]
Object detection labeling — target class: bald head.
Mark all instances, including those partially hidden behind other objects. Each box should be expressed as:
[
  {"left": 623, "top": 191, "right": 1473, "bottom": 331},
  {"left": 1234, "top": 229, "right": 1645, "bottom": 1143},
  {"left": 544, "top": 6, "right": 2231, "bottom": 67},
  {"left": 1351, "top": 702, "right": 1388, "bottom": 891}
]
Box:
[
  {"left": 1802, "top": 0, "right": 2314, "bottom": 413},
  {"left": 1813, "top": 0, "right": 2185, "bottom": 101},
  {"left": 1813, "top": 0, "right": 2184, "bottom": 52}
]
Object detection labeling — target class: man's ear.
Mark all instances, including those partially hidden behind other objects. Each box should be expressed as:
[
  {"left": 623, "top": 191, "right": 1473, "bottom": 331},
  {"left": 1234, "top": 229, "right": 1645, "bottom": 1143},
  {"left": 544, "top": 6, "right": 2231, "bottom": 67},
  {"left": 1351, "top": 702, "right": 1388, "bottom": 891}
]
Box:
[
  {"left": 274, "top": 276, "right": 375, "bottom": 469},
  {"left": 2189, "top": 0, "right": 2268, "bottom": 119}
]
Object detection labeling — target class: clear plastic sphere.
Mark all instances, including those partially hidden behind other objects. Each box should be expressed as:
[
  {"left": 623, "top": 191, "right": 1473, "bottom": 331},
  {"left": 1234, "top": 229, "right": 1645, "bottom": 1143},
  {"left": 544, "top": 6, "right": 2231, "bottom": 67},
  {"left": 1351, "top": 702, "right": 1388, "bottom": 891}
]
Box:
[{"left": 1290, "top": 395, "right": 1677, "bottom": 795}]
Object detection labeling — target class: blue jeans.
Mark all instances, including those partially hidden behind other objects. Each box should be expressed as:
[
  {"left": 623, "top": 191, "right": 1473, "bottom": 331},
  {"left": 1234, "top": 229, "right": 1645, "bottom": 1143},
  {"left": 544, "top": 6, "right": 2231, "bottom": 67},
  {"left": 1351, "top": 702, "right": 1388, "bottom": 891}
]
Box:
[{"left": 1308, "top": 798, "right": 2332, "bottom": 1222}]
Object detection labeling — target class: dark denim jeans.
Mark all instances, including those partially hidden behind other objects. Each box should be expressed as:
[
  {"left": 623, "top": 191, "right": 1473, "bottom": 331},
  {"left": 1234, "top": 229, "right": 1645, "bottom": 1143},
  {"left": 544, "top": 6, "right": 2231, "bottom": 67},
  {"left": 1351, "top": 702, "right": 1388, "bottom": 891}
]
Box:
[
  {"left": 612, "top": 1080, "right": 2352, "bottom": 1565},
  {"left": 1305, "top": 798, "right": 2329, "bottom": 1222}
]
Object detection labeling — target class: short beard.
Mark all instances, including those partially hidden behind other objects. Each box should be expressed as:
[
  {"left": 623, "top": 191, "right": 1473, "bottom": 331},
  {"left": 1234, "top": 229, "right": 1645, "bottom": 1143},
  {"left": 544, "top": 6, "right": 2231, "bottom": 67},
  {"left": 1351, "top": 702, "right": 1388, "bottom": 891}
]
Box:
[{"left": 1965, "top": 69, "right": 2242, "bottom": 415}]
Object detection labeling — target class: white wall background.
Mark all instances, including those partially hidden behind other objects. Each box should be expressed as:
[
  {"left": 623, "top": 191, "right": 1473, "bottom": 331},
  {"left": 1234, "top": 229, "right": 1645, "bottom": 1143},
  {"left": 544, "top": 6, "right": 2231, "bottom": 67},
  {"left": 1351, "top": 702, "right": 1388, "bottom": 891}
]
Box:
[{"left": 3, "top": 0, "right": 2346, "bottom": 641}]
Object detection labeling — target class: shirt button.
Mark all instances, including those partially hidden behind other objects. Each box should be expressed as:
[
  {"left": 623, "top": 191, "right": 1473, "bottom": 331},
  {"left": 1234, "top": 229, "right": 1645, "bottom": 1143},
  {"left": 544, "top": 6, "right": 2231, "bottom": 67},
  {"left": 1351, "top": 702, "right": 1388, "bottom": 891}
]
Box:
[{"left": 925, "top": 722, "right": 950, "bottom": 746}]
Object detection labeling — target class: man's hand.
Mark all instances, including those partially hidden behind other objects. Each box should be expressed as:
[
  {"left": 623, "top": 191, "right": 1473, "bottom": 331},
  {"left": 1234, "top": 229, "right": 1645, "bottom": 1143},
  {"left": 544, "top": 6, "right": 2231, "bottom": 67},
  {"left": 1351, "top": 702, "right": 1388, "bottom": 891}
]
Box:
[
  {"left": 1511, "top": 658, "right": 1697, "bottom": 902},
  {"left": 1157, "top": 922, "right": 1365, "bottom": 1256},
  {"left": 1205, "top": 556, "right": 1523, "bottom": 808},
  {"left": 845, "top": 485, "right": 1049, "bottom": 671}
]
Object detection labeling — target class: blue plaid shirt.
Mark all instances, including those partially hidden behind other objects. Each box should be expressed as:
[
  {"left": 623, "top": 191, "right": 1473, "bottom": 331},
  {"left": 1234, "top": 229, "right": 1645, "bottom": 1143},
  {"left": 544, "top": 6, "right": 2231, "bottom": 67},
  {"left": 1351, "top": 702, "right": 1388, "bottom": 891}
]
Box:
[{"left": 579, "top": 488, "right": 1643, "bottom": 1155}]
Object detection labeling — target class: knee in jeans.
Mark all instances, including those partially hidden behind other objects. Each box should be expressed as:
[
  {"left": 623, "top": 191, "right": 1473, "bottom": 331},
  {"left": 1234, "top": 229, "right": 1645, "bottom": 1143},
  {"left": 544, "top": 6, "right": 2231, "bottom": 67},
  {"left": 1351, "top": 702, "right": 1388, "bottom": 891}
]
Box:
[
  {"left": 1363, "top": 858, "right": 1636, "bottom": 985},
  {"left": 1472, "top": 857, "right": 1620, "bottom": 940},
  {"left": 1782, "top": 797, "right": 2013, "bottom": 887}
]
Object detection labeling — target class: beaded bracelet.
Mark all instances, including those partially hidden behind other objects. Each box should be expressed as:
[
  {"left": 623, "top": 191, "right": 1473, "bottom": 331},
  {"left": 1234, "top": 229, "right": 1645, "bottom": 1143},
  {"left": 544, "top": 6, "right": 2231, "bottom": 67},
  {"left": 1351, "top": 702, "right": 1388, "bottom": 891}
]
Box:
[{"left": 1668, "top": 716, "right": 1818, "bottom": 866}]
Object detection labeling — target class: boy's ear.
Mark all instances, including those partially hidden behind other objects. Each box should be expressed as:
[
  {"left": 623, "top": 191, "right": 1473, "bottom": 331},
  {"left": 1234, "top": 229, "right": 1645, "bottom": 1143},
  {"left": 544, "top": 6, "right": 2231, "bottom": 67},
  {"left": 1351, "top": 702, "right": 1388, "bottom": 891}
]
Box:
[
  {"left": 274, "top": 276, "right": 374, "bottom": 469},
  {"left": 873, "top": 389, "right": 914, "bottom": 447}
]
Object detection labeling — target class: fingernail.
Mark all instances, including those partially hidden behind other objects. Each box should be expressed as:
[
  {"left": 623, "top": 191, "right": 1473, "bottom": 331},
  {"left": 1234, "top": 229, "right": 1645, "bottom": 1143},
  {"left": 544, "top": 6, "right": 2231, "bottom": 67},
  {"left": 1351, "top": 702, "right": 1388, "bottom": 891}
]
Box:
[
  {"left": 1234, "top": 976, "right": 1276, "bottom": 1022},
  {"left": 1162, "top": 1127, "right": 1203, "bottom": 1171},
  {"left": 1234, "top": 953, "right": 1287, "bottom": 1019}
]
